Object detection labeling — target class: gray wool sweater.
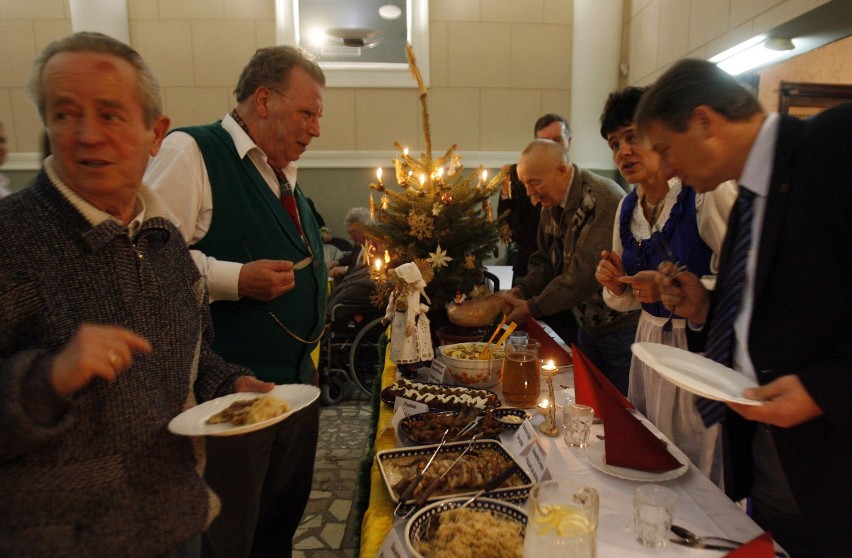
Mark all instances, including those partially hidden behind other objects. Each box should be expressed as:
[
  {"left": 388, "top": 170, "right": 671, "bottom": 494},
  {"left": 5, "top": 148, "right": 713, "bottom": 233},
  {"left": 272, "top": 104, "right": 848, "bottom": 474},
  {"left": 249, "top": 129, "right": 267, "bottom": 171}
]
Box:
[{"left": 0, "top": 163, "right": 249, "bottom": 557}]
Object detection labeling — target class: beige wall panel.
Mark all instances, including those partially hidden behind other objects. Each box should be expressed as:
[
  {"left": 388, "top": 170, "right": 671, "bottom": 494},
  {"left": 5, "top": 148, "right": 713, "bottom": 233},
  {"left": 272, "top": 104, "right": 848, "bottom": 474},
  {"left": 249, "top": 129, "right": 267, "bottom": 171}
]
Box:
[
  {"left": 33, "top": 19, "right": 72, "bottom": 52},
  {"left": 628, "top": 1, "right": 661, "bottom": 83},
  {"left": 730, "top": 0, "right": 783, "bottom": 27},
  {"left": 0, "top": 89, "right": 15, "bottom": 151},
  {"left": 224, "top": 0, "right": 273, "bottom": 19},
  {"left": 705, "top": 22, "right": 756, "bottom": 58},
  {"left": 657, "top": 0, "right": 690, "bottom": 67},
  {"left": 162, "top": 87, "right": 232, "bottom": 128},
  {"left": 431, "top": 0, "right": 481, "bottom": 22},
  {"left": 631, "top": 0, "right": 654, "bottom": 17},
  {"left": 354, "top": 89, "right": 420, "bottom": 151},
  {"left": 543, "top": 0, "right": 573, "bottom": 25},
  {"left": 0, "top": 0, "right": 64, "bottom": 19},
  {"left": 510, "top": 24, "right": 571, "bottom": 89},
  {"left": 191, "top": 20, "right": 258, "bottom": 86},
  {"left": 10, "top": 88, "right": 41, "bottom": 152},
  {"left": 480, "top": 89, "right": 540, "bottom": 151},
  {"left": 481, "top": 0, "right": 543, "bottom": 23},
  {"left": 159, "top": 0, "right": 224, "bottom": 19},
  {"left": 131, "top": 20, "right": 194, "bottom": 87},
  {"left": 430, "top": 21, "right": 449, "bottom": 87},
  {"left": 127, "top": 0, "right": 159, "bottom": 20},
  {"left": 427, "top": 87, "right": 481, "bottom": 150},
  {"left": 688, "top": 0, "right": 729, "bottom": 51},
  {"left": 311, "top": 88, "right": 357, "bottom": 151},
  {"left": 0, "top": 22, "right": 38, "bottom": 88},
  {"left": 752, "top": 0, "right": 829, "bottom": 34},
  {"left": 446, "top": 21, "right": 511, "bottom": 87},
  {"left": 256, "top": 19, "right": 276, "bottom": 47},
  {"left": 540, "top": 89, "right": 571, "bottom": 124}
]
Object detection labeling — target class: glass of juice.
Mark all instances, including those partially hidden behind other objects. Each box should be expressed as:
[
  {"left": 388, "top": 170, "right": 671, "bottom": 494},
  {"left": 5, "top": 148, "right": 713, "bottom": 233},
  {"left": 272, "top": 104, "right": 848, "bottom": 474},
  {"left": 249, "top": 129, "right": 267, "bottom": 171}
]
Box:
[
  {"left": 502, "top": 338, "right": 541, "bottom": 408},
  {"left": 524, "top": 480, "right": 599, "bottom": 558}
]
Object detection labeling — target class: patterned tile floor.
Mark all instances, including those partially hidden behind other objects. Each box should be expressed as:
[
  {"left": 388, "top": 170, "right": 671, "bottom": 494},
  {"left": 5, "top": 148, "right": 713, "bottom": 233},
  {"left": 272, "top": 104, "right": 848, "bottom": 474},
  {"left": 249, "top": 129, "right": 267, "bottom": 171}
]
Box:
[{"left": 293, "top": 387, "right": 373, "bottom": 558}]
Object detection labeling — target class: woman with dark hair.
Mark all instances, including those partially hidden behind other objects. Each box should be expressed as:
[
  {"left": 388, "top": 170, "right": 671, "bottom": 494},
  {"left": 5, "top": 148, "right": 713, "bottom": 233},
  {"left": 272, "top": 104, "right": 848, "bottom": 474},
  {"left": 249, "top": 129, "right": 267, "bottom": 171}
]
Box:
[{"left": 594, "top": 86, "right": 736, "bottom": 485}]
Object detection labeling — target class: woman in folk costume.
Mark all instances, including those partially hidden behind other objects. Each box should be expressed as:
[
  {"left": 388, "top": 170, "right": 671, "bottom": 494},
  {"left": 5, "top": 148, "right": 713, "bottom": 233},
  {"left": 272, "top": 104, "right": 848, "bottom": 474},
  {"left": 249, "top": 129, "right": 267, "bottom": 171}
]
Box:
[{"left": 383, "top": 262, "right": 434, "bottom": 371}]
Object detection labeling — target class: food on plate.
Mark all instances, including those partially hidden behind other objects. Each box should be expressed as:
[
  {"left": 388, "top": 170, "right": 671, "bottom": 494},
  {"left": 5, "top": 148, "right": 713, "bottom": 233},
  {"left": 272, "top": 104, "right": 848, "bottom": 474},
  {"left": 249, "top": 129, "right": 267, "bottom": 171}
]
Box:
[
  {"left": 400, "top": 409, "right": 503, "bottom": 444},
  {"left": 205, "top": 395, "right": 289, "bottom": 426},
  {"left": 386, "top": 447, "right": 525, "bottom": 501},
  {"left": 412, "top": 507, "right": 524, "bottom": 558},
  {"left": 441, "top": 342, "right": 504, "bottom": 360},
  {"left": 497, "top": 414, "right": 523, "bottom": 424},
  {"left": 384, "top": 378, "right": 499, "bottom": 410}
]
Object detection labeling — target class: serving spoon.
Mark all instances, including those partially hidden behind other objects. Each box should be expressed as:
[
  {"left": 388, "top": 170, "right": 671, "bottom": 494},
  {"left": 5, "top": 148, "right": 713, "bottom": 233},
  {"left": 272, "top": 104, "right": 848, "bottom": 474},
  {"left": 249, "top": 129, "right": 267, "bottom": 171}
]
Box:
[{"left": 670, "top": 525, "right": 788, "bottom": 558}]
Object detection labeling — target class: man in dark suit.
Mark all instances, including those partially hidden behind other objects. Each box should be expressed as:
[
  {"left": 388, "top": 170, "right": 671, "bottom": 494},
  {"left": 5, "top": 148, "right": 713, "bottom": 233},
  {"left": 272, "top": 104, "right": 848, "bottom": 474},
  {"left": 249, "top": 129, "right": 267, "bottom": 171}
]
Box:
[{"left": 636, "top": 59, "right": 852, "bottom": 558}]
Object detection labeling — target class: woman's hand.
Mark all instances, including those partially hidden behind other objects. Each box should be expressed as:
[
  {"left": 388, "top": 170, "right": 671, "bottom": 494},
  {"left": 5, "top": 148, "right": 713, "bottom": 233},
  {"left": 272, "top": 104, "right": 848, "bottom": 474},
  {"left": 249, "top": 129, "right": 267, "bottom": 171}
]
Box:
[
  {"left": 595, "top": 250, "right": 627, "bottom": 295},
  {"left": 618, "top": 270, "right": 661, "bottom": 304}
]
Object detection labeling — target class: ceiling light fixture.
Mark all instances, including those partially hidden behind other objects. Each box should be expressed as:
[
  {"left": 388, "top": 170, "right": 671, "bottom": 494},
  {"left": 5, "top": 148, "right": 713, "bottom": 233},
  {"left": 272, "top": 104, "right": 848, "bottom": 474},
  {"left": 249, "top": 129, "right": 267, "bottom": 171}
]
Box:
[
  {"left": 710, "top": 35, "right": 798, "bottom": 75},
  {"left": 325, "top": 27, "right": 383, "bottom": 48},
  {"left": 379, "top": 4, "right": 402, "bottom": 20}
]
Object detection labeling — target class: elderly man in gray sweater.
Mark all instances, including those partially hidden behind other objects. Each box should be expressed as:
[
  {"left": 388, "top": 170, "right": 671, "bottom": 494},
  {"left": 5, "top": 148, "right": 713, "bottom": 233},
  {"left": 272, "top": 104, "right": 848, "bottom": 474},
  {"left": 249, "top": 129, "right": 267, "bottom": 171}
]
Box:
[
  {"left": 503, "top": 140, "right": 639, "bottom": 394},
  {"left": 0, "top": 32, "right": 270, "bottom": 557}
]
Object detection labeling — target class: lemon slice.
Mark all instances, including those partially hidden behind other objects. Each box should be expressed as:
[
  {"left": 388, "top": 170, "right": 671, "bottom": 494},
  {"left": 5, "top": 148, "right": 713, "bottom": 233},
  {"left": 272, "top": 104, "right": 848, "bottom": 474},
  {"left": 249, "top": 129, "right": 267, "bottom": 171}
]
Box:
[{"left": 533, "top": 505, "right": 593, "bottom": 537}]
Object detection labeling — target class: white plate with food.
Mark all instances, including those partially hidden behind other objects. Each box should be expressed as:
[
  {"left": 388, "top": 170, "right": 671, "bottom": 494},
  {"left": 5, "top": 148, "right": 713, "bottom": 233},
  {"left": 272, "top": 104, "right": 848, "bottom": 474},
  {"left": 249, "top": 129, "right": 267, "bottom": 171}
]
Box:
[
  {"left": 168, "top": 384, "right": 320, "bottom": 437},
  {"left": 584, "top": 440, "right": 689, "bottom": 482},
  {"left": 631, "top": 342, "right": 762, "bottom": 405}
]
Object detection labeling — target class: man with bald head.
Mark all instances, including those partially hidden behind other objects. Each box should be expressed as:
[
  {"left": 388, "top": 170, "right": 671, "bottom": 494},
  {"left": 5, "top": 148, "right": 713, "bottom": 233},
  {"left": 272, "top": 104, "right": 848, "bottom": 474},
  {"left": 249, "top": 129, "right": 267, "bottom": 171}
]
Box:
[{"left": 503, "top": 140, "right": 639, "bottom": 394}]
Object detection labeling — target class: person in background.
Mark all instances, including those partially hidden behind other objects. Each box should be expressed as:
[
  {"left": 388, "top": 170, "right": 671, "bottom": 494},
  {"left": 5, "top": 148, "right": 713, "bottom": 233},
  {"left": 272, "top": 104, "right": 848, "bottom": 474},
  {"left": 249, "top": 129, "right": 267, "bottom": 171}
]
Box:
[
  {"left": 502, "top": 140, "right": 639, "bottom": 395},
  {"left": 595, "top": 86, "right": 736, "bottom": 485},
  {"left": 639, "top": 58, "right": 852, "bottom": 557},
  {"left": 144, "top": 46, "right": 326, "bottom": 558},
  {"left": 0, "top": 122, "right": 11, "bottom": 198},
  {"left": 326, "top": 207, "right": 376, "bottom": 319},
  {"left": 498, "top": 113, "right": 572, "bottom": 280},
  {"left": 0, "top": 31, "right": 268, "bottom": 557}
]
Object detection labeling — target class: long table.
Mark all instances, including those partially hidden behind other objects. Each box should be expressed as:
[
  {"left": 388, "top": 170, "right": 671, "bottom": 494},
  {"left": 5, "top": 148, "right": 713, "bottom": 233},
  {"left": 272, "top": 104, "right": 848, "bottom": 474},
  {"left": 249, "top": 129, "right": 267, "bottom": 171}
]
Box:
[{"left": 359, "top": 335, "right": 777, "bottom": 557}]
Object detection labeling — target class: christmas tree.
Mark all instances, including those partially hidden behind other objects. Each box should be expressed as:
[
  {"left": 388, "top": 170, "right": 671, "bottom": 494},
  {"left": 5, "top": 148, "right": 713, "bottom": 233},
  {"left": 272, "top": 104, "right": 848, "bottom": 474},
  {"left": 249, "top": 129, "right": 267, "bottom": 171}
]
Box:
[{"left": 366, "top": 44, "right": 509, "bottom": 313}]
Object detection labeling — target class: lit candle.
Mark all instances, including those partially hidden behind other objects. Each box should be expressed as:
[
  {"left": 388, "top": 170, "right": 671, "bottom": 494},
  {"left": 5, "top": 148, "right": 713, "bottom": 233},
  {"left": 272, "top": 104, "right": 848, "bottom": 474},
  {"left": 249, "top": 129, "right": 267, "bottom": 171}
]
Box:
[
  {"left": 437, "top": 167, "right": 444, "bottom": 181},
  {"left": 541, "top": 359, "right": 557, "bottom": 374},
  {"left": 376, "top": 167, "right": 383, "bottom": 186},
  {"left": 374, "top": 258, "right": 383, "bottom": 271},
  {"left": 537, "top": 398, "right": 550, "bottom": 415},
  {"left": 403, "top": 147, "right": 409, "bottom": 156},
  {"left": 419, "top": 173, "right": 426, "bottom": 189},
  {"left": 481, "top": 169, "right": 488, "bottom": 186}
]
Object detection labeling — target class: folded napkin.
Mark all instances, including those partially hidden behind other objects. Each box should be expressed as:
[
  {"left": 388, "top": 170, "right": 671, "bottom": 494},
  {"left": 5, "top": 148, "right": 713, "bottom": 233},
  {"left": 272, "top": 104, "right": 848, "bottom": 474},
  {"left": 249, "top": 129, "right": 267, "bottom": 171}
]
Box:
[
  {"left": 571, "top": 345, "right": 633, "bottom": 421},
  {"left": 524, "top": 320, "right": 572, "bottom": 366},
  {"left": 723, "top": 532, "right": 775, "bottom": 557},
  {"left": 597, "top": 369, "right": 682, "bottom": 472}
]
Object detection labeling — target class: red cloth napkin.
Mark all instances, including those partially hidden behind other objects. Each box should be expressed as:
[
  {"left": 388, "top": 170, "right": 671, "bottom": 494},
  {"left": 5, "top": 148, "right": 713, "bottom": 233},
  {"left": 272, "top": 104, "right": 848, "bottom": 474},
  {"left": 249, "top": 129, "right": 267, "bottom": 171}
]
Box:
[
  {"left": 597, "top": 366, "right": 682, "bottom": 472},
  {"left": 523, "top": 320, "right": 572, "bottom": 366},
  {"left": 723, "top": 532, "right": 775, "bottom": 557},
  {"left": 571, "top": 345, "right": 633, "bottom": 421}
]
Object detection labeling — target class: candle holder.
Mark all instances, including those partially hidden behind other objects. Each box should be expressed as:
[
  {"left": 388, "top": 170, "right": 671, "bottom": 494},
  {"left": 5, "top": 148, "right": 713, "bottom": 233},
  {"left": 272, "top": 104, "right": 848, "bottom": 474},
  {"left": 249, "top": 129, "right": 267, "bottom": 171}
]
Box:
[{"left": 538, "top": 361, "right": 559, "bottom": 437}]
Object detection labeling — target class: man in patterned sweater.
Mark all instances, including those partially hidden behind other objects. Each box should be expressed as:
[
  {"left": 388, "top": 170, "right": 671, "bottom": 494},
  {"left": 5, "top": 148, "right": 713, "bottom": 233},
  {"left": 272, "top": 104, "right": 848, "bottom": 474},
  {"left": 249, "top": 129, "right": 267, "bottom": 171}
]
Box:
[
  {"left": 503, "top": 140, "right": 639, "bottom": 395},
  {"left": 0, "top": 32, "right": 268, "bottom": 557}
]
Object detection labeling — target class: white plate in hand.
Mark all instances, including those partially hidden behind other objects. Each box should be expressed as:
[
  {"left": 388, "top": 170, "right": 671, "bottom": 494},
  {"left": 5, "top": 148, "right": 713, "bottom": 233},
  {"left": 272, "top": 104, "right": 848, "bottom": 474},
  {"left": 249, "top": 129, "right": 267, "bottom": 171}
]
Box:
[
  {"left": 631, "top": 342, "right": 762, "bottom": 405},
  {"left": 168, "top": 384, "right": 319, "bottom": 436}
]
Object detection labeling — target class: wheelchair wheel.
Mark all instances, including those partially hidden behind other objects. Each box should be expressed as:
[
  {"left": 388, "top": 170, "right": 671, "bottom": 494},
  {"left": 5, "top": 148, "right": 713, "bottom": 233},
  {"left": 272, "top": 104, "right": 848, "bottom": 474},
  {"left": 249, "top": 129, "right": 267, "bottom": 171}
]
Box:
[
  {"left": 348, "top": 317, "right": 386, "bottom": 396},
  {"left": 320, "top": 374, "right": 345, "bottom": 406}
]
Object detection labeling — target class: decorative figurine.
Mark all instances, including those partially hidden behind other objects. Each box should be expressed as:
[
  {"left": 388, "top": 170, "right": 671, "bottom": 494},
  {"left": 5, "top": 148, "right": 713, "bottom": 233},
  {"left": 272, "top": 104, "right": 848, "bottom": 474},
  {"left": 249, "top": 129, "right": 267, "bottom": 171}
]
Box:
[{"left": 382, "top": 262, "right": 434, "bottom": 377}]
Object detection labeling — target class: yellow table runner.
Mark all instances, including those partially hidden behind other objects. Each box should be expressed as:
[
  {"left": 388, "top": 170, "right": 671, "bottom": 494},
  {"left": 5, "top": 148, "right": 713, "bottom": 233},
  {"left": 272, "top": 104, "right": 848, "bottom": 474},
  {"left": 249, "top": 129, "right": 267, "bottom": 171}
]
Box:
[{"left": 359, "top": 347, "right": 398, "bottom": 556}]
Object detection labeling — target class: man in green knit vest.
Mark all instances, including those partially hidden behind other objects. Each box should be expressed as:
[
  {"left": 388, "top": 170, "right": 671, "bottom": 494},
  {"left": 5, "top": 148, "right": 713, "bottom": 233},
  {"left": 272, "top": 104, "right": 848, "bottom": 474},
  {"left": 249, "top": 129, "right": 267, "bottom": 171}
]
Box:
[{"left": 145, "top": 46, "right": 326, "bottom": 558}]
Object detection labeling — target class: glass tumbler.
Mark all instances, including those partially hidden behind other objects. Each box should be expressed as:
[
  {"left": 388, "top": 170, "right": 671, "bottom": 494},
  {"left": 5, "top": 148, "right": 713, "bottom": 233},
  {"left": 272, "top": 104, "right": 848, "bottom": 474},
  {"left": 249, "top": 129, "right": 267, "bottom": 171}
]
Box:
[
  {"left": 502, "top": 339, "right": 540, "bottom": 408},
  {"left": 524, "top": 480, "right": 599, "bottom": 558}
]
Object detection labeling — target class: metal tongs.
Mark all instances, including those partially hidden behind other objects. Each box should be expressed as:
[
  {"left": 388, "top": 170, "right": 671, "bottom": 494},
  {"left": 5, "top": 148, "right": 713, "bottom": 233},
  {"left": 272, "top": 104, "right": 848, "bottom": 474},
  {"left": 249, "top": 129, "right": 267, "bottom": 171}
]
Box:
[
  {"left": 405, "top": 434, "right": 482, "bottom": 518},
  {"left": 393, "top": 429, "right": 450, "bottom": 517},
  {"left": 459, "top": 463, "right": 521, "bottom": 508}
]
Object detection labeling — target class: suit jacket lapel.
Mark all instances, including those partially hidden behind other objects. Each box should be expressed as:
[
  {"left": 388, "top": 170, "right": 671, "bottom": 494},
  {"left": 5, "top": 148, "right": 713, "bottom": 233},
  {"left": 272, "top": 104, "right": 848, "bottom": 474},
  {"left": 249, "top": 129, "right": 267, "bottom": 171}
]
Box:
[{"left": 752, "top": 114, "right": 801, "bottom": 302}]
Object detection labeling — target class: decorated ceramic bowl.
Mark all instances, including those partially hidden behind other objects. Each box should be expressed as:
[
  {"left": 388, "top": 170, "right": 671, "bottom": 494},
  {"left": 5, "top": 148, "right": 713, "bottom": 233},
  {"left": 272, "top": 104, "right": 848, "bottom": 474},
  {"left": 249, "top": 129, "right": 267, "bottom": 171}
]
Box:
[{"left": 438, "top": 342, "right": 505, "bottom": 389}]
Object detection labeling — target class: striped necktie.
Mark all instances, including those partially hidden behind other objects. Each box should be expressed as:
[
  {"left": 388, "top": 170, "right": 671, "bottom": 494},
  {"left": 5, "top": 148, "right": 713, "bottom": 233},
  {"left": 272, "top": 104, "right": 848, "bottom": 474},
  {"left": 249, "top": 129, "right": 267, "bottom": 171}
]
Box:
[
  {"left": 696, "top": 187, "right": 757, "bottom": 426},
  {"left": 273, "top": 169, "right": 303, "bottom": 236}
]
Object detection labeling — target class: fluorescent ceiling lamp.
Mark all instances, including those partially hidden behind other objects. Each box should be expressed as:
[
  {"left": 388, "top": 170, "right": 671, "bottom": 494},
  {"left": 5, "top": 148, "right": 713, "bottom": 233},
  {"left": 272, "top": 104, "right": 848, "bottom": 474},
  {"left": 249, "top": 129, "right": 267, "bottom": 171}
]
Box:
[{"left": 710, "top": 35, "right": 796, "bottom": 75}]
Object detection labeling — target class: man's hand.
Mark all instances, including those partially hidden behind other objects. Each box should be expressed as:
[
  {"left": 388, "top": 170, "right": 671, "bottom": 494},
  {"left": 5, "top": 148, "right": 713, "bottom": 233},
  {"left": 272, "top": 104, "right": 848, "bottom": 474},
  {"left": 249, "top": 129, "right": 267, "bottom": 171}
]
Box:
[
  {"left": 328, "top": 265, "right": 348, "bottom": 278},
  {"left": 729, "top": 375, "right": 823, "bottom": 428},
  {"left": 618, "top": 270, "right": 661, "bottom": 304},
  {"left": 653, "top": 262, "right": 710, "bottom": 323},
  {"left": 501, "top": 294, "right": 531, "bottom": 325},
  {"left": 50, "top": 324, "right": 153, "bottom": 398},
  {"left": 595, "top": 250, "right": 627, "bottom": 296},
  {"left": 238, "top": 259, "right": 296, "bottom": 301},
  {"left": 233, "top": 376, "right": 275, "bottom": 393}
]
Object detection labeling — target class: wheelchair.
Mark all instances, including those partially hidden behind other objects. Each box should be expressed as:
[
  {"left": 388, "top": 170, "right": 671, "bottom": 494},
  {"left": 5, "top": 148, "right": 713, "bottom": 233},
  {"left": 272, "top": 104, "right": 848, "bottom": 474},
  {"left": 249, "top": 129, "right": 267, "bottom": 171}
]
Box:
[{"left": 318, "top": 302, "right": 387, "bottom": 405}]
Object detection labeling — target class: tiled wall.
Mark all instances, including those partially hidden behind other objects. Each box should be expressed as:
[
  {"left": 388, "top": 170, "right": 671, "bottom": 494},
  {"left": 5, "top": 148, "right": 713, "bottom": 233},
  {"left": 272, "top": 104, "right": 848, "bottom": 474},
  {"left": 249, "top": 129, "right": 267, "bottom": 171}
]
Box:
[
  {"left": 0, "top": 0, "right": 574, "bottom": 156},
  {"left": 625, "top": 0, "right": 834, "bottom": 85}
]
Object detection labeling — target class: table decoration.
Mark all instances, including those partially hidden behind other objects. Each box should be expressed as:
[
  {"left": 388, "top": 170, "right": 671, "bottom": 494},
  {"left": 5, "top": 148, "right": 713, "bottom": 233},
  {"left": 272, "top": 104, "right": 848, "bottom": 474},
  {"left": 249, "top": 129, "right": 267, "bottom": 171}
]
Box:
[{"left": 538, "top": 360, "right": 560, "bottom": 436}]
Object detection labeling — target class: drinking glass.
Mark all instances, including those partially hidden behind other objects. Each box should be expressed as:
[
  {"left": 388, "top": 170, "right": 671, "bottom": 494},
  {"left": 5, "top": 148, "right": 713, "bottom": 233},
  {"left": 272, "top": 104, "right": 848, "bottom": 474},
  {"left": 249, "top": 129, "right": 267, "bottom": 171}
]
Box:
[
  {"left": 524, "top": 480, "right": 598, "bottom": 558},
  {"left": 502, "top": 339, "right": 541, "bottom": 408},
  {"left": 563, "top": 404, "right": 594, "bottom": 448},
  {"left": 633, "top": 484, "right": 678, "bottom": 547}
]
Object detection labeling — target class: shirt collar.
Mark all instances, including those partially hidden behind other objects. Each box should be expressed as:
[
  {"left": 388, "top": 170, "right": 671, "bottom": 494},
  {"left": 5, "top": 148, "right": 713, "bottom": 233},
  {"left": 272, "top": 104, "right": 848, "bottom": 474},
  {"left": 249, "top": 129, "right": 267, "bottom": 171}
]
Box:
[
  {"left": 222, "top": 112, "right": 298, "bottom": 185},
  {"left": 739, "top": 112, "right": 779, "bottom": 197}
]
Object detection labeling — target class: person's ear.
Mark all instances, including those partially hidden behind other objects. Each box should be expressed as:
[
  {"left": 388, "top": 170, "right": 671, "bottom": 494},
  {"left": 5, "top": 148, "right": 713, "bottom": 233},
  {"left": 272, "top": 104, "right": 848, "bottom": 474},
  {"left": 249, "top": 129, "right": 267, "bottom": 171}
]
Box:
[
  {"left": 254, "top": 86, "right": 274, "bottom": 119},
  {"left": 149, "top": 115, "right": 171, "bottom": 156},
  {"left": 690, "top": 105, "right": 720, "bottom": 139}
]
